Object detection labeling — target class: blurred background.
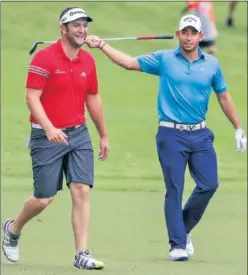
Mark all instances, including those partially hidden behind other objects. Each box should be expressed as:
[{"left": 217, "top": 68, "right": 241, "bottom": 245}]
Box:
[{"left": 1, "top": 2, "right": 247, "bottom": 275}]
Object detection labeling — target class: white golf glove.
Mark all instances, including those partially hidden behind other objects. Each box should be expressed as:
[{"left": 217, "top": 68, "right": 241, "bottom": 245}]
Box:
[{"left": 235, "top": 128, "right": 247, "bottom": 153}]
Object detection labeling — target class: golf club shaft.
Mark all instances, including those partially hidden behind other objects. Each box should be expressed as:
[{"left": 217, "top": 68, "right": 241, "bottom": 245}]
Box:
[
  {"left": 29, "top": 35, "right": 174, "bottom": 55},
  {"left": 36, "top": 35, "right": 173, "bottom": 43}
]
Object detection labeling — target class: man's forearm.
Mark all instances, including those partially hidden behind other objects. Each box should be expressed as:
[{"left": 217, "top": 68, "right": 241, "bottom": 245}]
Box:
[
  {"left": 26, "top": 96, "right": 53, "bottom": 130},
  {"left": 100, "top": 43, "right": 135, "bottom": 70},
  {"left": 218, "top": 93, "right": 242, "bottom": 129},
  {"left": 91, "top": 116, "right": 108, "bottom": 138},
  {"left": 86, "top": 95, "right": 108, "bottom": 137}
]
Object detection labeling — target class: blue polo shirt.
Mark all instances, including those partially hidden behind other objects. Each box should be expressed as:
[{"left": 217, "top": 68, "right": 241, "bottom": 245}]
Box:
[{"left": 136, "top": 47, "right": 227, "bottom": 124}]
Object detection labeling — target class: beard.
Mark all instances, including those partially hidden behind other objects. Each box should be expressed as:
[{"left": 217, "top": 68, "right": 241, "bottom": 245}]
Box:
[
  {"left": 180, "top": 42, "right": 198, "bottom": 53},
  {"left": 67, "top": 34, "right": 85, "bottom": 49}
]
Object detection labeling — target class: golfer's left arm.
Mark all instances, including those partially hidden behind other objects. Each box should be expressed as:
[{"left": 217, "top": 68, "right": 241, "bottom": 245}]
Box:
[
  {"left": 216, "top": 92, "right": 242, "bottom": 129},
  {"left": 86, "top": 93, "right": 108, "bottom": 138},
  {"left": 86, "top": 93, "right": 110, "bottom": 160},
  {"left": 213, "top": 63, "right": 247, "bottom": 152}
]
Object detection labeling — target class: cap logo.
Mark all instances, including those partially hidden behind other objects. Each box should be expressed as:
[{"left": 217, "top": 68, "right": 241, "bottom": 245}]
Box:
[
  {"left": 60, "top": 8, "right": 92, "bottom": 25},
  {"left": 184, "top": 16, "right": 197, "bottom": 23},
  {"left": 69, "top": 10, "right": 86, "bottom": 16}
]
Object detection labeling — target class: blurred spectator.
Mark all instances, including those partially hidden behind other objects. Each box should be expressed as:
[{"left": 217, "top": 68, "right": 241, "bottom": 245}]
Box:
[{"left": 226, "top": 1, "right": 239, "bottom": 27}]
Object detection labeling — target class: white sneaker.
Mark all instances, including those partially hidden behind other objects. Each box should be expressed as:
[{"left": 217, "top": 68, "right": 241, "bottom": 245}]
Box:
[
  {"left": 169, "top": 248, "right": 188, "bottom": 261},
  {"left": 2, "top": 219, "right": 20, "bottom": 262},
  {"left": 186, "top": 233, "right": 194, "bottom": 257},
  {"left": 74, "top": 250, "right": 104, "bottom": 270}
]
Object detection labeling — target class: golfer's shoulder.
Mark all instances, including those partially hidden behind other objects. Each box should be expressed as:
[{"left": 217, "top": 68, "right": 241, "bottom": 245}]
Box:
[
  {"left": 31, "top": 44, "right": 55, "bottom": 62},
  {"left": 161, "top": 49, "right": 176, "bottom": 57},
  {"left": 148, "top": 49, "right": 174, "bottom": 59},
  {"left": 203, "top": 52, "right": 220, "bottom": 67},
  {"left": 154, "top": 49, "right": 177, "bottom": 61},
  {"left": 79, "top": 49, "right": 96, "bottom": 64}
]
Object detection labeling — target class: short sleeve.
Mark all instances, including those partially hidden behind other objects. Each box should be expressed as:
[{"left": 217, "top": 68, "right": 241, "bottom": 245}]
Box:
[
  {"left": 136, "top": 50, "right": 163, "bottom": 76},
  {"left": 88, "top": 60, "right": 98, "bottom": 94},
  {"left": 26, "top": 51, "right": 51, "bottom": 90},
  {"left": 212, "top": 62, "right": 227, "bottom": 94}
]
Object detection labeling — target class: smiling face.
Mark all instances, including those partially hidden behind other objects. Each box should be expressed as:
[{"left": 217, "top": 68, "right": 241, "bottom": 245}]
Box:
[
  {"left": 61, "top": 18, "right": 89, "bottom": 48},
  {"left": 176, "top": 26, "right": 203, "bottom": 53}
]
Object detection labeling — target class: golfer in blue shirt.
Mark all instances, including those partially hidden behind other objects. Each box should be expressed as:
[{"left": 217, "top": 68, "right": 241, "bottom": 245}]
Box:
[{"left": 86, "top": 14, "right": 247, "bottom": 261}]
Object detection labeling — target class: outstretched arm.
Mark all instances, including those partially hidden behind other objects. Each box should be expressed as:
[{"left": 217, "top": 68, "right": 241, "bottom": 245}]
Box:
[
  {"left": 86, "top": 36, "right": 141, "bottom": 71},
  {"left": 85, "top": 35, "right": 163, "bottom": 75}
]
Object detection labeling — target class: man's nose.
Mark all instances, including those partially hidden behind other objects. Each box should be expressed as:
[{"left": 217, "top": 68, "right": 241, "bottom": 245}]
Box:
[
  {"left": 78, "top": 26, "right": 85, "bottom": 33},
  {"left": 186, "top": 34, "right": 192, "bottom": 40}
]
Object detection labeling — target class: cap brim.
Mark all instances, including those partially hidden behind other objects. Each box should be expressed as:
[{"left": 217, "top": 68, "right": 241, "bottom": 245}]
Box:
[
  {"left": 86, "top": 16, "right": 93, "bottom": 22},
  {"left": 179, "top": 25, "right": 200, "bottom": 32},
  {"left": 61, "top": 15, "right": 93, "bottom": 25}
]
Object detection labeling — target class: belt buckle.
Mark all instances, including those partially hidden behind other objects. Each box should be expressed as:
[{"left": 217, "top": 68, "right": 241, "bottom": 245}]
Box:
[
  {"left": 188, "top": 125, "right": 196, "bottom": 131},
  {"left": 179, "top": 124, "right": 184, "bottom": 131}
]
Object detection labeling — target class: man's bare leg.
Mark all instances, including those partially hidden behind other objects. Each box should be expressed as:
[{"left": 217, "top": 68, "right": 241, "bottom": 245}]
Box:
[
  {"left": 70, "top": 183, "right": 90, "bottom": 252},
  {"left": 2, "top": 196, "right": 54, "bottom": 262},
  {"left": 70, "top": 183, "right": 104, "bottom": 270},
  {"left": 11, "top": 196, "right": 54, "bottom": 234},
  {"left": 226, "top": 1, "right": 239, "bottom": 27}
]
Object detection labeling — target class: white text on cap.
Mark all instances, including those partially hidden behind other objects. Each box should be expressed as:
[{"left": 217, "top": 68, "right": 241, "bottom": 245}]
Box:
[{"left": 60, "top": 8, "right": 93, "bottom": 25}]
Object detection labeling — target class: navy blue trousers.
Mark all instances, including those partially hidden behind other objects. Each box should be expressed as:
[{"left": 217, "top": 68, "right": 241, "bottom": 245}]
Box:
[{"left": 156, "top": 126, "right": 218, "bottom": 249}]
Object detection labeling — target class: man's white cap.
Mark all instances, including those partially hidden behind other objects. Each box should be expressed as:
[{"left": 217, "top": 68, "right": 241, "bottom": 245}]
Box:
[
  {"left": 60, "top": 8, "right": 93, "bottom": 25},
  {"left": 178, "top": 15, "right": 201, "bottom": 32}
]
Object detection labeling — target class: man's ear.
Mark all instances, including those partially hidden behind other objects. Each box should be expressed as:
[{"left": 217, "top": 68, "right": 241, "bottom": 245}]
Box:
[
  {"left": 199, "top": 32, "right": 204, "bottom": 42},
  {"left": 176, "top": 30, "right": 180, "bottom": 38},
  {"left": 60, "top": 24, "right": 67, "bottom": 35}
]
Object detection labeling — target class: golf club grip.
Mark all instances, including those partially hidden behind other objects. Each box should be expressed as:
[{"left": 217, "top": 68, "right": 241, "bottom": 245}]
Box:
[
  {"left": 137, "top": 35, "right": 174, "bottom": 40},
  {"left": 29, "top": 41, "right": 44, "bottom": 55}
]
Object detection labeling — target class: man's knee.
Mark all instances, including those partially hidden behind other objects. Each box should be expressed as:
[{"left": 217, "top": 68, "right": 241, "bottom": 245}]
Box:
[
  {"left": 70, "top": 183, "right": 90, "bottom": 201},
  {"left": 209, "top": 185, "right": 218, "bottom": 194},
  {"left": 31, "top": 196, "right": 54, "bottom": 208},
  {"left": 199, "top": 185, "right": 218, "bottom": 197}
]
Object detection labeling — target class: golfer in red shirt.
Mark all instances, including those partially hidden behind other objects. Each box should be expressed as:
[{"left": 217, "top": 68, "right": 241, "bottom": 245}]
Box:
[{"left": 2, "top": 7, "right": 108, "bottom": 270}]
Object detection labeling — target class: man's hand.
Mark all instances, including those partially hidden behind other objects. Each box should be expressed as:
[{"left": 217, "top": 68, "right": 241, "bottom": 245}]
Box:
[
  {"left": 44, "top": 125, "right": 68, "bottom": 145},
  {"left": 85, "top": 35, "right": 106, "bottom": 49},
  {"left": 98, "top": 136, "right": 110, "bottom": 161},
  {"left": 235, "top": 128, "right": 247, "bottom": 153}
]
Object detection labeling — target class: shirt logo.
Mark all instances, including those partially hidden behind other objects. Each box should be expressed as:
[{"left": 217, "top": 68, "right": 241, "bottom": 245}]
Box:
[
  {"left": 80, "top": 72, "right": 87, "bottom": 77},
  {"left": 55, "top": 69, "right": 66, "bottom": 74}
]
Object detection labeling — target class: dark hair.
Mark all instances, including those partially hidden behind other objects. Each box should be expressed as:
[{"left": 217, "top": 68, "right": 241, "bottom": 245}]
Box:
[{"left": 59, "top": 7, "right": 79, "bottom": 21}]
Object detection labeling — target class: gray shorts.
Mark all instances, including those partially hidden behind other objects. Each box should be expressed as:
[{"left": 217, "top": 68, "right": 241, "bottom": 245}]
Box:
[{"left": 29, "top": 124, "right": 94, "bottom": 199}]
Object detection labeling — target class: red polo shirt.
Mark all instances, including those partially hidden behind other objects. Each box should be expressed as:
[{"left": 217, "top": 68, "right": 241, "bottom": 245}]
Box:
[{"left": 26, "top": 39, "right": 98, "bottom": 128}]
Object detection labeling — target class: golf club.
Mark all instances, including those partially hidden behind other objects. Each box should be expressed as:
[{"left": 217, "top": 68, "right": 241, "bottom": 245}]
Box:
[{"left": 29, "top": 35, "right": 174, "bottom": 55}]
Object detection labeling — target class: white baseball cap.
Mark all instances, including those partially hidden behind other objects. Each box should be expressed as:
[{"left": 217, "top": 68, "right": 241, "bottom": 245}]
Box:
[
  {"left": 178, "top": 15, "right": 202, "bottom": 32},
  {"left": 60, "top": 8, "right": 93, "bottom": 25}
]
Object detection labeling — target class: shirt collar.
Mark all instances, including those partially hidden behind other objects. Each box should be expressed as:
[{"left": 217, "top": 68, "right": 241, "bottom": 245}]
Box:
[
  {"left": 55, "top": 39, "right": 83, "bottom": 60},
  {"left": 174, "top": 46, "right": 207, "bottom": 61}
]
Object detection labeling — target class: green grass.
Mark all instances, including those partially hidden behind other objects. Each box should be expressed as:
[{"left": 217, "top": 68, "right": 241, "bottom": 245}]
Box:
[{"left": 1, "top": 2, "right": 247, "bottom": 275}]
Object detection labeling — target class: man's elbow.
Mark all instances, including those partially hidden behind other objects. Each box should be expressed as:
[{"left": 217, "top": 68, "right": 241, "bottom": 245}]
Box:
[
  {"left": 26, "top": 94, "right": 32, "bottom": 107},
  {"left": 25, "top": 89, "right": 42, "bottom": 106},
  {"left": 26, "top": 93, "right": 35, "bottom": 107},
  {"left": 125, "top": 57, "right": 140, "bottom": 71}
]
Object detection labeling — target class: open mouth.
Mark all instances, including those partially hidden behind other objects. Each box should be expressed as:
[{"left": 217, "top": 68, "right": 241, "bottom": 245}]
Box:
[{"left": 75, "top": 35, "right": 85, "bottom": 40}]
